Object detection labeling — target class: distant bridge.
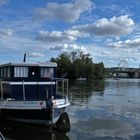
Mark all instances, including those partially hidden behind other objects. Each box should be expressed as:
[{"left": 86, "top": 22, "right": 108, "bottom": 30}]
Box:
[
  {"left": 108, "top": 60, "right": 140, "bottom": 78},
  {"left": 109, "top": 67, "right": 140, "bottom": 78}
]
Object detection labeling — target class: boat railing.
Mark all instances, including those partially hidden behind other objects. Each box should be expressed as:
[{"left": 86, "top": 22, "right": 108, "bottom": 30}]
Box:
[
  {"left": 0, "top": 78, "right": 69, "bottom": 101},
  {"left": 54, "top": 78, "right": 69, "bottom": 98},
  {"left": 22, "top": 80, "right": 26, "bottom": 100},
  {"left": 0, "top": 79, "right": 3, "bottom": 100},
  {"left": 0, "top": 132, "right": 5, "bottom": 140}
]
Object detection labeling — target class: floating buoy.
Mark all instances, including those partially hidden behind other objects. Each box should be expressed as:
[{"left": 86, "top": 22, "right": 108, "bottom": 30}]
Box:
[{"left": 53, "top": 112, "right": 70, "bottom": 133}]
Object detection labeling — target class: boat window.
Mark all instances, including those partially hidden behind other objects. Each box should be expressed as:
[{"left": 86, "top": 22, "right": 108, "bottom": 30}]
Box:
[
  {"left": 31, "top": 67, "right": 37, "bottom": 76},
  {"left": 7, "top": 67, "right": 10, "bottom": 77},
  {"left": 0, "top": 67, "right": 10, "bottom": 78},
  {"left": 4, "top": 67, "right": 10, "bottom": 77},
  {"left": 14, "top": 67, "right": 28, "bottom": 77},
  {"left": 4, "top": 67, "right": 6, "bottom": 77},
  {"left": 0, "top": 68, "right": 1, "bottom": 77},
  {"left": 0, "top": 67, "right": 3, "bottom": 77},
  {"left": 41, "top": 68, "right": 54, "bottom": 78}
]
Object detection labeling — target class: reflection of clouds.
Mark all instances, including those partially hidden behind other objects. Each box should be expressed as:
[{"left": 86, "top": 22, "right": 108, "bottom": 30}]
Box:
[
  {"left": 66, "top": 105, "right": 89, "bottom": 126},
  {"left": 108, "top": 106, "right": 140, "bottom": 121},
  {"left": 68, "top": 104, "right": 136, "bottom": 139},
  {"left": 67, "top": 79, "right": 140, "bottom": 139},
  {"left": 88, "top": 93, "right": 140, "bottom": 122},
  {"left": 71, "top": 119, "right": 135, "bottom": 139},
  {"left": 88, "top": 79, "right": 140, "bottom": 122}
]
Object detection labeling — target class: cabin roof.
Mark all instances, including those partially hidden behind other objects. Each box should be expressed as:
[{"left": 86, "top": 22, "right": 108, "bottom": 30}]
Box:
[{"left": 0, "top": 62, "right": 57, "bottom": 67}]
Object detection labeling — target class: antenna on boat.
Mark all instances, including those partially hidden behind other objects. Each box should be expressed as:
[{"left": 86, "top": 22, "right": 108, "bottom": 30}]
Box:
[{"left": 23, "top": 53, "right": 26, "bottom": 62}]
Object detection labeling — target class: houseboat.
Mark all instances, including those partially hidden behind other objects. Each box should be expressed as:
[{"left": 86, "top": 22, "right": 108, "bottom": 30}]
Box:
[{"left": 0, "top": 62, "right": 70, "bottom": 127}]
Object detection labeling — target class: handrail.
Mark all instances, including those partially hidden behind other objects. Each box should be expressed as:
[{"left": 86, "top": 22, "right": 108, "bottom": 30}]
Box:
[
  {"left": 0, "top": 132, "right": 5, "bottom": 140},
  {"left": 55, "top": 78, "right": 69, "bottom": 97},
  {"left": 0, "top": 79, "right": 3, "bottom": 100},
  {"left": 22, "top": 80, "right": 25, "bottom": 100}
]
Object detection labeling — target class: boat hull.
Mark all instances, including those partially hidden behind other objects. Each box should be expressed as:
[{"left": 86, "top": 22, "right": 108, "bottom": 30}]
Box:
[
  {"left": 0, "top": 99, "right": 69, "bottom": 125},
  {"left": 0, "top": 108, "right": 52, "bottom": 125},
  {"left": 0, "top": 108, "right": 67, "bottom": 125}
]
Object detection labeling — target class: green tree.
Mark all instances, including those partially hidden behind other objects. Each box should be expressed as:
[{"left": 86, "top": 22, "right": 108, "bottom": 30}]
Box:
[
  {"left": 50, "top": 51, "right": 105, "bottom": 79},
  {"left": 93, "top": 62, "right": 105, "bottom": 79},
  {"left": 50, "top": 52, "right": 71, "bottom": 78}
]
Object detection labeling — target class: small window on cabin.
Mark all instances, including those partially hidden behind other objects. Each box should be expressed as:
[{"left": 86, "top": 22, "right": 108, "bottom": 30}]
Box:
[
  {"left": 0, "top": 68, "right": 3, "bottom": 77},
  {"left": 3, "top": 67, "right": 10, "bottom": 78},
  {"left": 4, "top": 67, "right": 7, "bottom": 77},
  {"left": 31, "top": 67, "right": 38, "bottom": 76},
  {"left": 41, "top": 68, "right": 54, "bottom": 78},
  {"left": 7, "top": 67, "right": 10, "bottom": 77},
  {"left": 14, "top": 67, "right": 28, "bottom": 77},
  {"left": 4, "top": 67, "right": 10, "bottom": 77}
]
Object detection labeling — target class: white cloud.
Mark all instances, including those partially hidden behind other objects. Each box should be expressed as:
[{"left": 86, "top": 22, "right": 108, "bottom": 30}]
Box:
[
  {"left": 107, "top": 38, "right": 140, "bottom": 48},
  {"left": 66, "top": 29, "right": 87, "bottom": 38},
  {"left": 124, "top": 58, "right": 136, "bottom": 62},
  {"left": 0, "top": 0, "right": 9, "bottom": 6},
  {"left": 0, "top": 28, "right": 13, "bottom": 36},
  {"left": 107, "top": 42, "right": 123, "bottom": 48},
  {"left": 29, "top": 15, "right": 135, "bottom": 46},
  {"left": 36, "top": 29, "right": 85, "bottom": 43},
  {"left": 34, "top": 0, "right": 94, "bottom": 23},
  {"left": 50, "top": 43, "right": 88, "bottom": 54},
  {"left": 72, "top": 15, "right": 134, "bottom": 37},
  {"left": 101, "top": 51, "right": 112, "bottom": 54},
  {"left": 27, "top": 52, "right": 44, "bottom": 58}
]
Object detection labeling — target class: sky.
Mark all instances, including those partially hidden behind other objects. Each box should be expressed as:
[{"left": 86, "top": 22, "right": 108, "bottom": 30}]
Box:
[{"left": 0, "top": 0, "right": 140, "bottom": 68}]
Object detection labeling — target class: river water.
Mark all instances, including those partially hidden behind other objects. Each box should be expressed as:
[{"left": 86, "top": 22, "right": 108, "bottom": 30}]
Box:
[{"left": 1, "top": 79, "right": 140, "bottom": 140}]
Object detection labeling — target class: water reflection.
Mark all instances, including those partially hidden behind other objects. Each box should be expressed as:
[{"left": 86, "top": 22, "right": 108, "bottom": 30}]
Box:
[
  {"left": 0, "top": 120, "right": 69, "bottom": 140},
  {"left": 69, "top": 80, "right": 105, "bottom": 92},
  {"left": 68, "top": 79, "right": 140, "bottom": 140},
  {"left": 69, "top": 80, "right": 105, "bottom": 106},
  {"left": 1, "top": 79, "right": 140, "bottom": 139}
]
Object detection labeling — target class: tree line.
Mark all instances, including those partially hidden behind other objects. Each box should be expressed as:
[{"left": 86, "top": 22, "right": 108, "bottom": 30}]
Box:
[{"left": 50, "top": 51, "right": 105, "bottom": 79}]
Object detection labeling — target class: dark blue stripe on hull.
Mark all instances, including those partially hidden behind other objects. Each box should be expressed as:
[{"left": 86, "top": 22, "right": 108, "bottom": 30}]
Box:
[{"left": 0, "top": 109, "right": 52, "bottom": 124}]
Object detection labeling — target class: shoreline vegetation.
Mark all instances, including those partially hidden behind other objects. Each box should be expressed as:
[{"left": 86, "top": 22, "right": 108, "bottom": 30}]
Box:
[{"left": 50, "top": 51, "right": 105, "bottom": 80}]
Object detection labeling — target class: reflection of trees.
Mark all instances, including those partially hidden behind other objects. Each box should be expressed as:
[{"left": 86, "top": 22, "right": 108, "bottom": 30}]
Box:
[
  {"left": 106, "top": 79, "right": 139, "bottom": 89},
  {"left": 69, "top": 80, "right": 105, "bottom": 105}
]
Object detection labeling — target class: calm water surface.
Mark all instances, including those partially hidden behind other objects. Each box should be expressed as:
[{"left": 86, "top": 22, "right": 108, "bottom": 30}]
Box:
[{"left": 1, "top": 79, "right": 140, "bottom": 140}]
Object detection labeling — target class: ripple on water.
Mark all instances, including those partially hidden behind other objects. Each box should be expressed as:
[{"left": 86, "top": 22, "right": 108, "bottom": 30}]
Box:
[{"left": 73, "top": 118, "right": 135, "bottom": 139}]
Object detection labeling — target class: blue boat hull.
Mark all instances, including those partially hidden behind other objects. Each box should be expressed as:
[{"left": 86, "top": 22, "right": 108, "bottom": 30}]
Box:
[{"left": 0, "top": 106, "right": 67, "bottom": 125}]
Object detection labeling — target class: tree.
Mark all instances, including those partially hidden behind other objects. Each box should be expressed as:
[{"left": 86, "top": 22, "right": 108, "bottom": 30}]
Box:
[
  {"left": 50, "top": 51, "right": 105, "bottom": 79},
  {"left": 50, "top": 52, "right": 71, "bottom": 78},
  {"left": 93, "top": 62, "right": 105, "bottom": 79}
]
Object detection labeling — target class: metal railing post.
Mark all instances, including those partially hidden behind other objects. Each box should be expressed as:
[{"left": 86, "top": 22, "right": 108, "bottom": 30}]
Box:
[
  {"left": 67, "top": 79, "right": 68, "bottom": 96},
  {"left": 22, "top": 80, "right": 25, "bottom": 100},
  {"left": 56, "top": 80, "right": 58, "bottom": 94},
  {"left": 0, "top": 80, "right": 3, "bottom": 100},
  {"left": 62, "top": 79, "right": 64, "bottom": 94}
]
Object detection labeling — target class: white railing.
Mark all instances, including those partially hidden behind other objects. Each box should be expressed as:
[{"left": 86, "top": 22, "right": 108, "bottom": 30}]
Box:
[
  {"left": 0, "top": 79, "right": 3, "bottom": 100},
  {"left": 55, "top": 78, "right": 69, "bottom": 97}
]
